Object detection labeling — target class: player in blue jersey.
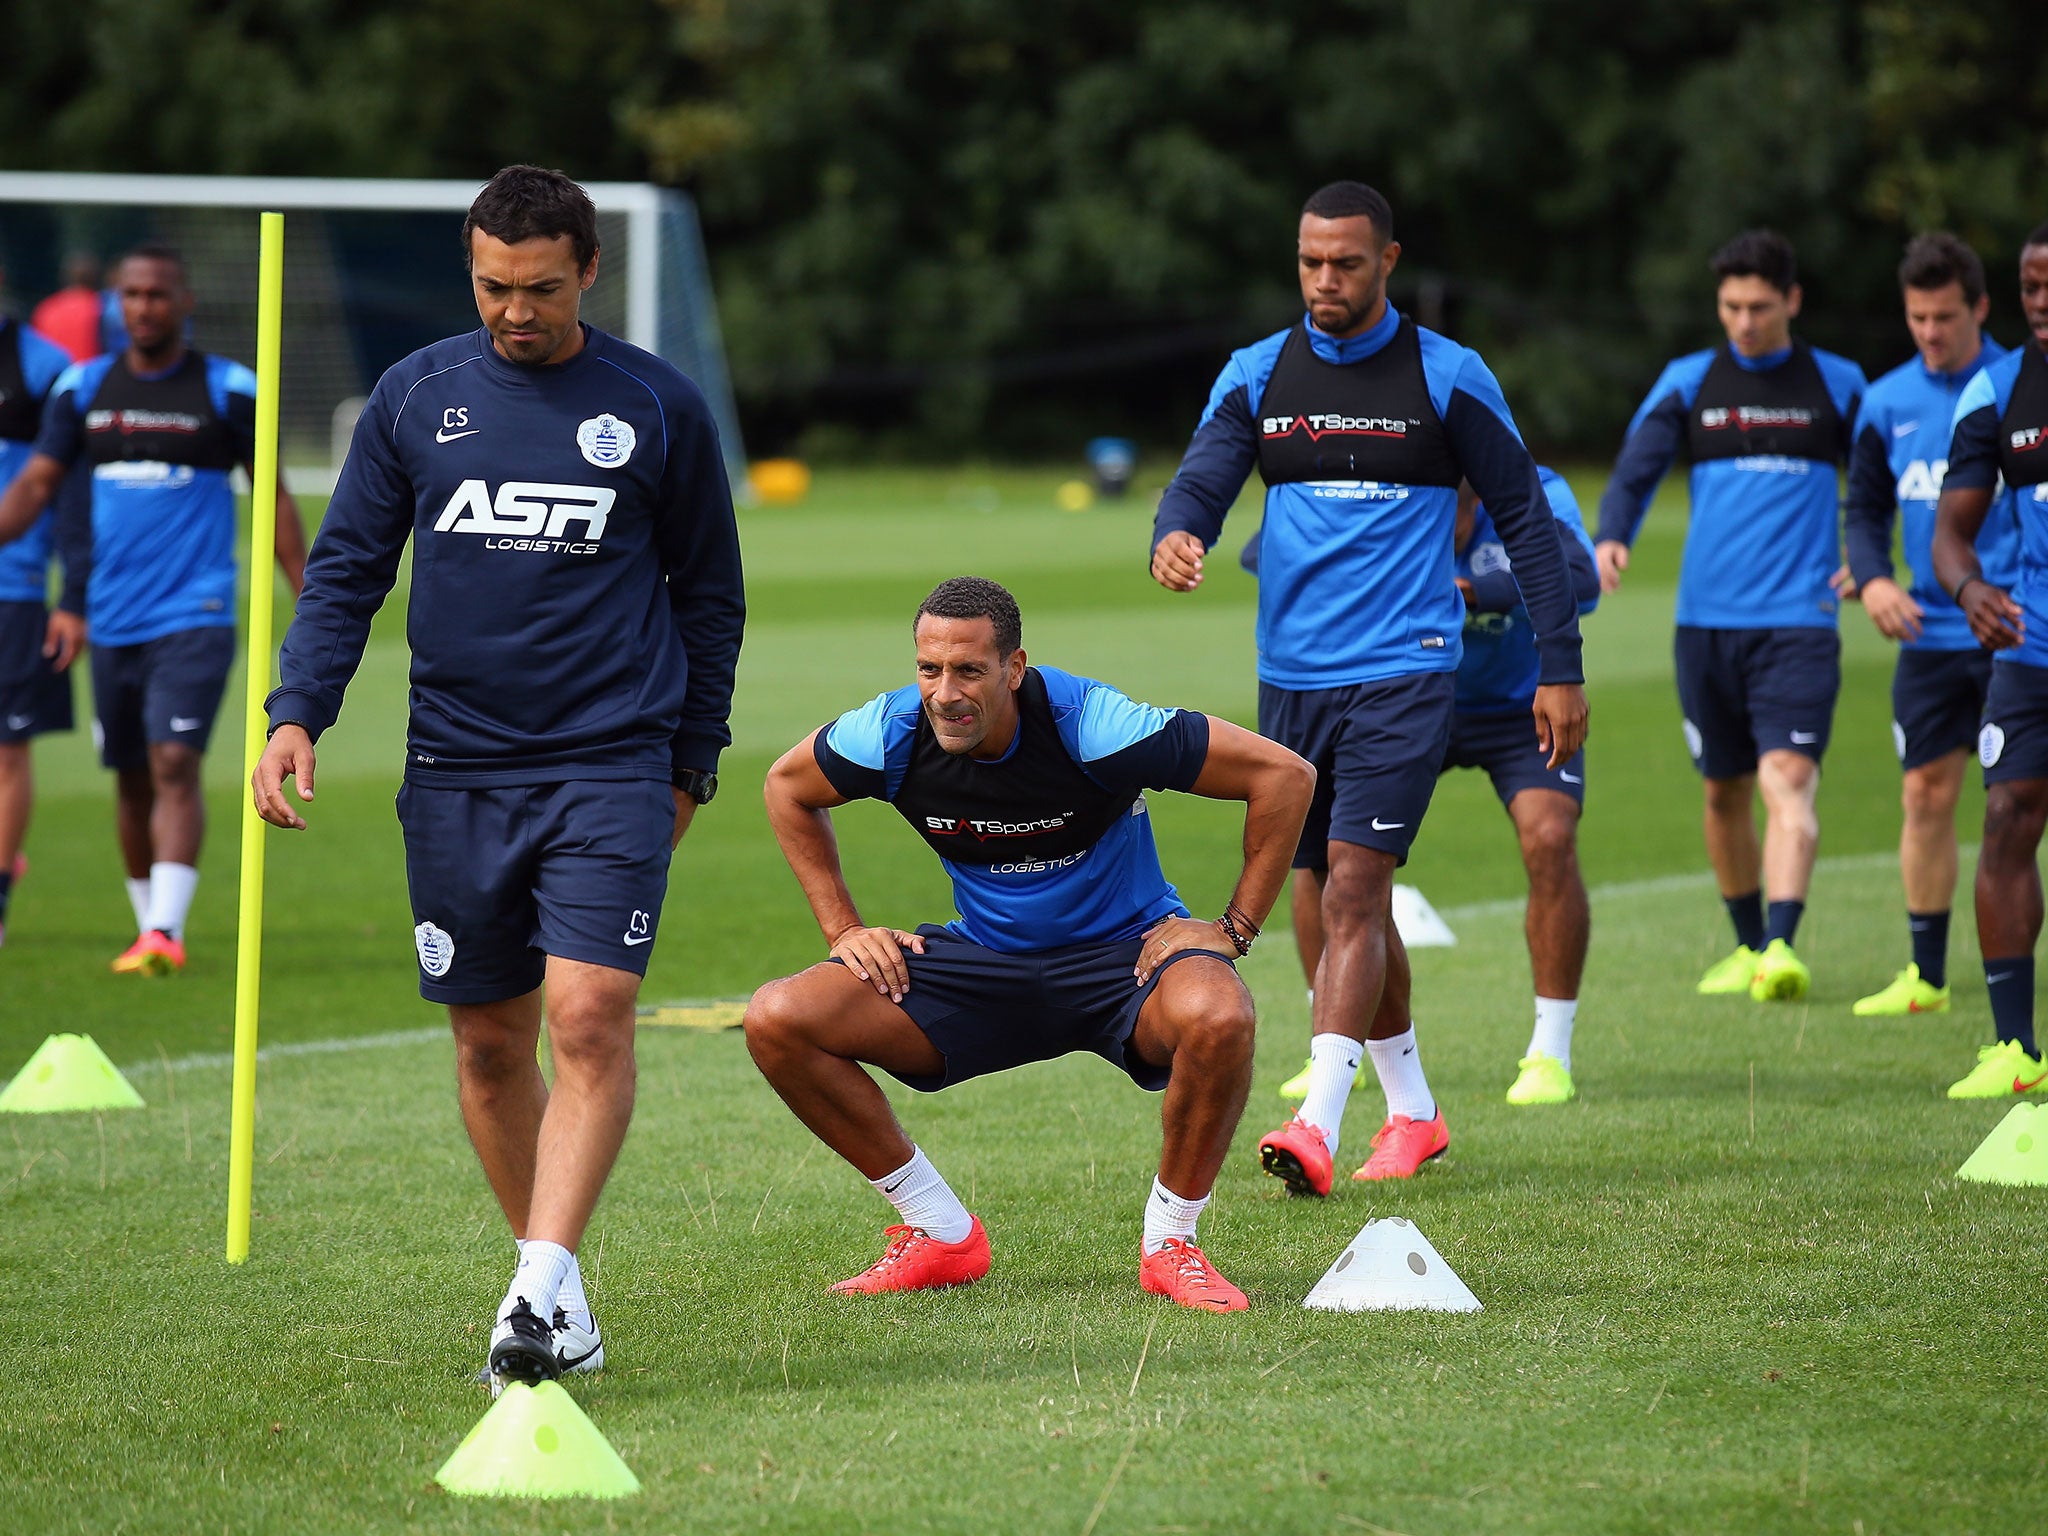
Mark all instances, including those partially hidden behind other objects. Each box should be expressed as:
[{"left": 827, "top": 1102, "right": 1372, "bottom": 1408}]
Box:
[
  {"left": 1930, "top": 222, "right": 2048, "bottom": 1100},
  {"left": 1841, "top": 234, "right": 2014, "bottom": 1017},
  {"left": 0, "top": 296, "right": 80, "bottom": 947},
  {"left": 744, "top": 578, "right": 1313, "bottom": 1312},
  {"left": 0, "top": 244, "right": 307, "bottom": 974},
  {"left": 251, "top": 166, "right": 744, "bottom": 1388},
  {"left": 1150, "top": 181, "right": 1587, "bottom": 1193},
  {"left": 1596, "top": 230, "right": 1867, "bottom": 1004}
]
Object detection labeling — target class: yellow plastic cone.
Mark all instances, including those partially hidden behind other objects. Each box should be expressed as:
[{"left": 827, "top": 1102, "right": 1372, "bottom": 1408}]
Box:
[
  {"left": 435, "top": 1381, "right": 640, "bottom": 1499},
  {"left": 1956, "top": 1101, "right": 2048, "bottom": 1187},
  {"left": 0, "top": 1034, "right": 145, "bottom": 1114}
]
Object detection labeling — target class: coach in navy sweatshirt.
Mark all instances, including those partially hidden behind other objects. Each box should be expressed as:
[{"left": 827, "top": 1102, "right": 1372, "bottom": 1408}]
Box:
[{"left": 252, "top": 166, "right": 743, "bottom": 1390}]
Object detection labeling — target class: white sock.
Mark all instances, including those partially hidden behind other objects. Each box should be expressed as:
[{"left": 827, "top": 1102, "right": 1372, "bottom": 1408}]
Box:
[
  {"left": 554, "top": 1253, "right": 592, "bottom": 1329},
  {"left": 126, "top": 877, "right": 151, "bottom": 931},
  {"left": 142, "top": 861, "right": 199, "bottom": 939},
  {"left": 1298, "top": 1032, "right": 1362, "bottom": 1157},
  {"left": 500, "top": 1238, "right": 574, "bottom": 1325},
  {"left": 1528, "top": 996, "right": 1577, "bottom": 1071},
  {"left": 1366, "top": 1026, "right": 1437, "bottom": 1122},
  {"left": 870, "top": 1146, "right": 973, "bottom": 1243},
  {"left": 1142, "top": 1177, "right": 1209, "bottom": 1256}
]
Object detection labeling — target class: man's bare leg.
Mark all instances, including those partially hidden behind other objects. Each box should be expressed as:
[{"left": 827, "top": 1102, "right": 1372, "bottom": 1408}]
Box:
[
  {"left": 1131, "top": 956, "right": 1257, "bottom": 1199},
  {"left": 0, "top": 743, "right": 29, "bottom": 937},
  {"left": 1507, "top": 788, "right": 1588, "bottom": 1092},
  {"left": 449, "top": 986, "right": 547, "bottom": 1235},
  {"left": 1887, "top": 748, "right": 1967, "bottom": 995}
]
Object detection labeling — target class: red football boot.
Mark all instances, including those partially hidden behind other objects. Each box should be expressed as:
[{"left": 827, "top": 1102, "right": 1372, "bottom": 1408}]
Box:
[
  {"left": 830, "top": 1217, "right": 991, "bottom": 1294},
  {"left": 1141, "top": 1239, "right": 1248, "bottom": 1312},
  {"left": 1350, "top": 1109, "right": 1449, "bottom": 1181},
  {"left": 1257, "top": 1116, "right": 1334, "bottom": 1197}
]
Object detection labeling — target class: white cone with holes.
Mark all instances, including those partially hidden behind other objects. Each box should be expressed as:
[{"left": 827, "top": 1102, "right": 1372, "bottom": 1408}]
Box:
[
  {"left": 1303, "top": 1217, "right": 1481, "bottom": 1313},
  {"left": 1391, "top": 885, "right": 1456, "bottom": 948}
]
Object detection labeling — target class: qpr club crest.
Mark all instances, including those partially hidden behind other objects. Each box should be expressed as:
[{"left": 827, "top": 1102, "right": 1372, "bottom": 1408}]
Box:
[
  {"left": 577, "top": 412, "right": 636, "bottom": 468},
  {"left": 414, "top": 921, "right": 455, "bottom": 978}
]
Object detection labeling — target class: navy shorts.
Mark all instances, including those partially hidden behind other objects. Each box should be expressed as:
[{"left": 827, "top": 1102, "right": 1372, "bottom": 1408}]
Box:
[
  {"left": 1259, "top": 671, "right": 1455, "bottom": 868},
  {"left": 89, "top": 624, "right": 235, "bottom": 770},
  {"left": 1441, "top": 707, "right": 1585, "bottom": 807},
  {"left": 863, "top": 925, "right": 1236, "bottom": 1094},
  {"left": 396, "top": 778, "right": 676, "bottom": 1005},
  {"left": 1673, "top": 625, "right": 1840, "bottom": 781},
  {"left": 1978, "top": 661, "right": 2048, "bottom": 787},
  {"left": 1893, "top": 647, "right": 1993, "bottom": 771},
  {"left": 0, "top": 600, "right": 73, "bottom": 743}
]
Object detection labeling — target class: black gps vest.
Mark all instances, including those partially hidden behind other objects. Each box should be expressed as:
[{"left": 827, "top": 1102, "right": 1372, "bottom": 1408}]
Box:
[
  {"left": 1685, "top": 342, "right": 1848, "bottom": 465},
  {"left": 1253, "top": 319, "right": 1462, "bottom": 488},
  {"left": 0, "top": 323, "right": 41, "bottom": 444},
  {"left": 1997, "top": 345, "right": 2048, "bottom": 492},
  {"left": 891, "top": 668, "right": 1135, "bottom": 867},
  {"left": 76, "top": 351, "right": 243, "bottom": 472}
]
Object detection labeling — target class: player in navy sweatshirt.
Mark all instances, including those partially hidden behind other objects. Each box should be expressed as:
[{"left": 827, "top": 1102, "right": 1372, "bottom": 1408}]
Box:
[{"left": 252, "top": 167, "right": 744, "bottom": 1389}]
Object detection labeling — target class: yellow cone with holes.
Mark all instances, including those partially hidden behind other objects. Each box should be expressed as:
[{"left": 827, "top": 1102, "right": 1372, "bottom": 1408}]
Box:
[
  {"left": 1956, "top": 1102, "right": 2048, "bottom": 1187},
  {"left": 435, "top": 1381, "right": 640, "bottom": 1499},
  {"left": 0, "top": 1034, "right": 144, "bottom": 1114}
]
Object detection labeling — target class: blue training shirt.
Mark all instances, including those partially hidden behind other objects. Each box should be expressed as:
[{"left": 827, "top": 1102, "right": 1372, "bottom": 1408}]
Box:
[
  {"left": 0, "top": 320, "right": 74, "bottom": 605},
  {"left": 1843, "top": 338, "right": 2017, "bottom": 651},
  {"left": 1946, "top": 345, "right": 2048, "bottom": 669},
  {"left": 34, "top": 350, "right": 257, "bottom": 647},
  {"left": 815, "top": 667, "right": 1204, "bottom": 953},
  {"left": 1595, "top": 341, "right": 1867, "bottom": 630},
  {"left": 1456, "top": 467, "right": 1601, "bottom": 713},
  {"left": 1153, "top": 304, "right": 1583, "bottom": 692}
]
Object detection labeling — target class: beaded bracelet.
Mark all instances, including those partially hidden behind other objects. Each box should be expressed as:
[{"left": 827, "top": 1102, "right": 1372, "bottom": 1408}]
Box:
[{"left": 1216, "top": 910, "right": 1255, "bottom": 956}]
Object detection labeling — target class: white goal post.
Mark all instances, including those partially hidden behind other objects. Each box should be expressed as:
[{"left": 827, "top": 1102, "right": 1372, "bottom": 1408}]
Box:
[{"left": 0, "top": 171, "right": 746, "bottom": 489}]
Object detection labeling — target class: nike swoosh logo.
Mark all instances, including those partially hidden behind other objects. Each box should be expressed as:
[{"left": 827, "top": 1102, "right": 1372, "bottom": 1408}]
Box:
[
  {"left": 169, "top": 716, "right": 203, "bottom": 731},
  {"left": 556, "top": 1341, "right": 602, "bottom": 1370},
  {"left": 623, "top": 933, "right": 653, "bottom": 946},
  {"left": 1559, "top": 771, "right": 1583, "bottom": 784},
  {"left": 1370, "top": 817, "right": 1405, "bottom": 831},
  {"left": 2015, "top": 1072, "right": 2047, "bottom": 1094},
  {"left": 1789, "top": 731, "right": 1819, "bottom": 744},
  {"left": 1892, "top": 422, "right": 1918, "bottom": 439},
  {"left": 1988, "top": 972, "right": 2014, "bottom": 985},
  {"left": 436, "top": 427, "right": 480, "bottom": 443},
  {"left": 5, "top": 715, "right": 30, "bottom": 730}
]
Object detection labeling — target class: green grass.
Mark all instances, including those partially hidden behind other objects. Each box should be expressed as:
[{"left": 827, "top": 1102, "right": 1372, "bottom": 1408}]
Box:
[{"left": 5, "top": 465, "right": 2043, "bottom": 1533}]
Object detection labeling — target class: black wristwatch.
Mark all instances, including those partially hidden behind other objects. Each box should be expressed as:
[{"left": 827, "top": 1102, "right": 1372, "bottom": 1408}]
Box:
[{"left": 672, "top": 768, "right": 719, "bottom": 805}]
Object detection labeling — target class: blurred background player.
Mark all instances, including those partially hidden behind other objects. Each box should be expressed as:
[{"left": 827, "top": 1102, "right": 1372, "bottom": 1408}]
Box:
[
  {"left": 745, "top": 578, "right": 1313, "bottom": 1312},
  {"left": 1269, "top": 467, "right": 1600, "bottom": 1107},
  {"left": 28, "top": 252, "right": 108, "bottom": 364},
  {"left": 1595, "top": 230, "right": 1866, "bottom": 1004},
  {"left": 0, "top": 243, "right": 306, "bottom": 974},
  {"left": 1151, "top": 181, "right": 1587, "bottom": 1192},
  {"left": 254, "top": 166, "right": 744, "bottom": 1387},
  {"left": 0, "top": 281, "right": 82, "bottom": 946},
  {"left": 1841, "top": 233, "right": 2013, "bottom": 1017},
  {"left": 1931, "top": 221, "right": 2048, "bottom": 1100}
]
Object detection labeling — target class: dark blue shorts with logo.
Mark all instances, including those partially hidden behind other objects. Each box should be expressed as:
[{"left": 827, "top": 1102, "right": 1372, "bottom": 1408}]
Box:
[
  {"left": 1259, "top": 671, "right": 1456, "bottom": 868},
  {"left": 842, "top": 925, "right": 1234, "bottom": 1094},
  {"left": 1673, "top": 625, "right": 1840, "bottom": 780},
  {"left": 0, "top": 600, "right": 73, "bottom": 743},
  {"left": 1978, "top": 659, "right": 2048, "bottom": 787},
  {"left": 396, "top": 778, "right": 676, "bottom": 1005},
  {"left": 1892, "top": 646, "right": 1993, "bottom": 771},
  {"left": 1440, "top": 705, "right": 1585, "bottom": 807},
  {"left": 89, "top": 623, "right": 235, "bottom": 769}
]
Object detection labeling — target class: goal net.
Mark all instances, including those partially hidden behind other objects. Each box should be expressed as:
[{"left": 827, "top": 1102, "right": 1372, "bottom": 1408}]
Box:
[{"left": 0, "top": 172, "right": 745, "bottom": 489}]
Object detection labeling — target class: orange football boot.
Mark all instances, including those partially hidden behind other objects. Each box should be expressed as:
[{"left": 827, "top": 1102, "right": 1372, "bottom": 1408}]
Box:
[
  {"left": 830, "top": 1217, "right": 991, "bottom": 1294},
  {"left": 111, "top": 929, "right": 185, "bottom": 976},
  {"left": 1141, "top": 1238, "right": 1248, "bottom": 1312},
  {"left": 1257, "top": 1116, "right": 1334, "bottom": 1196},
  {"left": 1351, "top": 1109, "right": 1448, "bottom": 1181}
]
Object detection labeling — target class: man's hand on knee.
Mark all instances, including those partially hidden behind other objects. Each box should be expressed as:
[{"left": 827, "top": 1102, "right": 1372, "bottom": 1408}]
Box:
[{"left": 829, "top": 925, "right": 925, "bottom": 1003}]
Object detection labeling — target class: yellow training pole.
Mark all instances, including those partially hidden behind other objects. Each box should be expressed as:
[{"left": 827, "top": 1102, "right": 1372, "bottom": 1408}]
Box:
[{"left": 226, "top": 211, "right": 285, "bottom": 1264}]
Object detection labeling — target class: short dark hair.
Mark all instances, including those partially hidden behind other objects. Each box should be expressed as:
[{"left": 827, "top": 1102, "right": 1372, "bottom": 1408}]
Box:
[
  {"left": 2025, "top": 220, "right": 2048, "bottom": 254},
  {"left": 1898, "top": 232, "right": 1986, "bottom": 303},
  {"left": 1710, "top": 229, "right": 1798, "bottom": 294},
  {"left": 463, "top": 165, "right": 599, "bottom": 270},
  {"left": 915, "top": 576, "right": 1022, "bottom": 657},
  {"left": 1302, "top": 181, "right": 1394, "bottom": 245},
  {"left": 118, "top": 242, "right": 187, "bottom": 285}
]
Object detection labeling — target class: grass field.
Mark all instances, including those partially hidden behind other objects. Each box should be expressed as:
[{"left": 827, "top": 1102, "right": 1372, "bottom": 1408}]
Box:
[{"left": 5, "top": 466, "right": 2045, "bottom": 1533}]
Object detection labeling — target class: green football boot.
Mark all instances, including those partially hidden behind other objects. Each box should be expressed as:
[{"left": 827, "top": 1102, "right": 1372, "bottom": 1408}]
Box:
[
  {"left": 1851, "top": 964, "right": 1950, "bottom": 1017},
  {"left": 1946, "top": 1039, "right": 2048, "bottom": 1100},
  {"left": 1696, "top": 945, "right": 1761, "bottom": 996},
  {"left": 1748, "top": 939, "right": 1810, "bottom": 1002},
  {"left": 1504, "top": 1053, "right": 1576, "bottom": 1106}
]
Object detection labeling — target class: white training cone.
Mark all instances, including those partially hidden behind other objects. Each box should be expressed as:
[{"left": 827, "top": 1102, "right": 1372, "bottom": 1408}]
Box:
[
  {"left": 1303, "top": 1217, "right": 1482, "bottom": 1313},
  {"left": 1391, "top": 885, "right": 1456, "bottom": 948}
]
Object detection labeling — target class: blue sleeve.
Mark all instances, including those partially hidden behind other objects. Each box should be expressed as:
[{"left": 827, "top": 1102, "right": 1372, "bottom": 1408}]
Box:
[
  {"left": 656, "top": 389, "right": 745, "bottom": 775},
  {"left": 265, "top": 380, "right": 414, "bottom": 739},
  {"left": 53, "top": 470, "right": 92, "bottom": 615},
  {"left": 813, "top": 690, "right": 898, "bottom": 801},
  {"left": 1595, "top": 358, "right": 1703, "bottom": 545},
  {"left": 1046, "top": 671, "right": 1211, "bottom": 793},
  {"left": 209, "top": 359, "right": 260, "bottom": 459},
  {"left": 1536, "top": 469, "right": 1599, "bottom": 613},
  {"left": 32, "top": 365, "right": 90, "bottom": 467},
  {"left": 19, "top": 331, "right": 69, "bottom": 399},
  {"left": 1465, "top": 521, "right": 1598, "bottom": 617},
  {"left": 1153, "top": 354, "right": 1260, "bottom": 554},
  {"left": 1819, "top": 352, "right": 1869, "bottom": 442},
  {"left": 1441, "top": 353, "right": 1583, "bottom": 686},
  {"left": 1943, "top": 372, "right": 2003, "bottom": 492},
  {"left": 1843, "top": 417, "right": 1898, "bottom": 586}
]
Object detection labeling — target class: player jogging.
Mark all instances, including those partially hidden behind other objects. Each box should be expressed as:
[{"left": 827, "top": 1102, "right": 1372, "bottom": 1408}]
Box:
[
  {"left": 1269, "top": 467, "right": 1600, "bottom": 1107},
  {"left": 0, "top": 298, "right": 79, "bottom": 946},
  {"left": 744, "top": 577, "right": 1314, "bottom": 1312},
  {"left": 1151, "top": 181, "right": 1587, "bottom": 1193},
  {"left": 1929, "top": 221, "right": 2048, "bottom": 1100},
  {"left": 251, "top": 166, "right": 745, "bottom": 1385},
  {"left": 1595, "top": 230, "right": 1867, "bottom": 1004},
  {"left": 1842, "top": 234, "right": 2014, "bottom": 1017},
  {"left": 0, "top": 244, "right": 307, "bottom": 973}
]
